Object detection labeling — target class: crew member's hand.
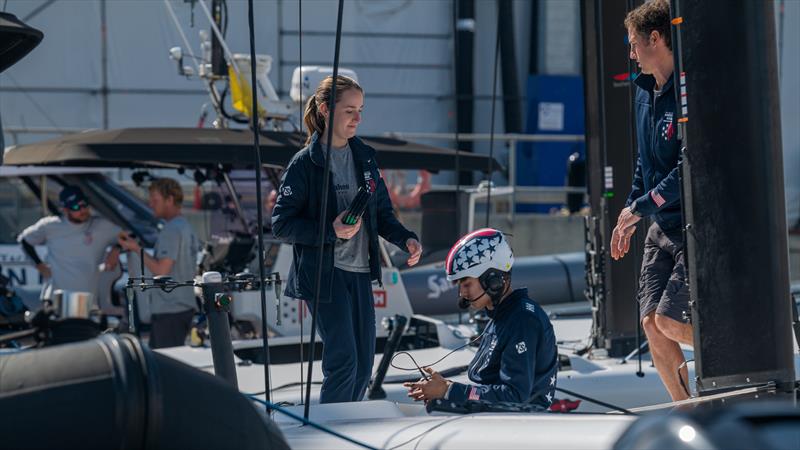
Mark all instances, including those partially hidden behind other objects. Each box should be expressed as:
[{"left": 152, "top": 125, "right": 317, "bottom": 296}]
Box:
[
  {"left": 406, "top": 238, "right": 422, "bottom": 267},
  {"left": 35, "top": 263, "right": 52, "bottom": 279},
  {"left": 403, "top": 367, "right": 451, "bottom": 402},
  {"left": 610, "top": 207, "right": 641, "bottom": 260},
  {"left": 117, "top": 232, "right": 141, "bottom": 253},
  {"left": 103, "top": 247, "right": 121, "bottom": 271},
  {"left": 333, "top": 210, "right": 361, "bottom": 239}
]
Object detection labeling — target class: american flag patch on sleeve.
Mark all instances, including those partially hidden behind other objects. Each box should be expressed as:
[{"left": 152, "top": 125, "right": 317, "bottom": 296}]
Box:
[
  {"left": 468, "top": 386, "right": 481, "bottom": 401},
  {"left": 650, "top": 190, "right": 666, "bottom": 207}
]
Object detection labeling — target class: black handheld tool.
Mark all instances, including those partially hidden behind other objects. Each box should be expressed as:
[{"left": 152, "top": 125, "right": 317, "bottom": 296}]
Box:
[{"left": 341, "top": 187, "right": 371, "bottom": 225}]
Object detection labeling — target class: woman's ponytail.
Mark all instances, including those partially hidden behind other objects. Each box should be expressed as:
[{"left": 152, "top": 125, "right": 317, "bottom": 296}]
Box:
[{"left": 303, "top": 95, "right": 325, "bottom": 145}]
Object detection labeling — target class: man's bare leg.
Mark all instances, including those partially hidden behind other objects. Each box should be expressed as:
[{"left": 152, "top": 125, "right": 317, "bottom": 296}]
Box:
[
  {"left": 655, "top": 314, "right": 694, "bottom": 346},
  {"left": 642, "top": 312, "right": 690, "bottom": 401}
]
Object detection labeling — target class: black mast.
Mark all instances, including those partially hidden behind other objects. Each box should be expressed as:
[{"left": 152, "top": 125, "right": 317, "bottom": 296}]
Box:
[
  {"left": 580, "top": 0, "right": 642, "bottom": 357},
  {"left": 675, "top": 0, "right": 796, "bottom": 395},
  {"left": 454, "top": 0, "right": 475, "bottom": 186}
]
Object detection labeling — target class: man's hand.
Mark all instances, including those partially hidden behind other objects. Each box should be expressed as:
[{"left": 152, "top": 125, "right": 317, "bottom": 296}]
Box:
[
  {"left": 35, "top": 263, "right": 52, "bottom": 279},
  {"left": 611, "top": 207, "right": 641, "bottom": 260},
  {"left": 103, "top": 247, "right": 121, "bottom": 271},
  {"left": 406, "top": 238, "right": 422, "bottom": 267},
  {"left": 403, "top": 367, "right": 450, "bottom": 402},
  {"left": 117, "top": 232, "right": 141, "bottom": 253},
  {"left": 333, "top": 210, "right": 362, "bottom": 239}
]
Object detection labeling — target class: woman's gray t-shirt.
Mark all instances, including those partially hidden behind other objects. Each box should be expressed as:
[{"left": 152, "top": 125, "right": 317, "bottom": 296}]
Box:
[{"left": 328, "top": 144, "right": 370, "bottom": 273}]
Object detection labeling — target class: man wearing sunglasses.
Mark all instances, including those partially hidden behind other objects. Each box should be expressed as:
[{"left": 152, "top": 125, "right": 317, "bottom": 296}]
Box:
[{"left": 17, "top": 186, "right": 122, "bottom": 305}]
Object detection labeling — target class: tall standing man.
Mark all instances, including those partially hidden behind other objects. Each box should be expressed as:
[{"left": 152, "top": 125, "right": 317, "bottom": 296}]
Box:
[
  {"left": 118, "top": 178, "right": 200, "bottom": 349},
  {"left": 611, "top": 0, "right": 694, "bottom": 401}
]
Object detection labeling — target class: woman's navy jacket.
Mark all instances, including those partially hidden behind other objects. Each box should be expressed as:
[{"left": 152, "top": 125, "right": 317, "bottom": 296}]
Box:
[{"left": 272, "top": 133, "right": 418, "bottom": 302}]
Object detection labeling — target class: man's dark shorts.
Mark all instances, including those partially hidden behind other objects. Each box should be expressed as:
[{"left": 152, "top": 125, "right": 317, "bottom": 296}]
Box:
[{"left": 638, "top": 222, "right": 690, "bottom": 323}]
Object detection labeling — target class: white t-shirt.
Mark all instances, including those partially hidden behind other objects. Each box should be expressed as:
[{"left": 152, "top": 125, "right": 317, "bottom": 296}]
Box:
[{"left": 18, "top": 215, "right": 121, "bottom": 301}]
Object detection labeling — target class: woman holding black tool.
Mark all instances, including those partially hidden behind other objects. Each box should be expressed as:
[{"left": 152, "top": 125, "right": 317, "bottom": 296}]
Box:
[{"left": 272, "top": 75, "right": 422, "bottom": 403}]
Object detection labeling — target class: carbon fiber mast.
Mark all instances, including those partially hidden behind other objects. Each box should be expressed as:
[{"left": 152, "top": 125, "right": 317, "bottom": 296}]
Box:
[{"left": 674, "top": 0, "right": 796, "bottom": 397}]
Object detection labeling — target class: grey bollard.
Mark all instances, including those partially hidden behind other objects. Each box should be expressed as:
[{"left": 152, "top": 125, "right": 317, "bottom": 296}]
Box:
[{"left": 200, "top": 271, "right": 238, "bottom": 389}]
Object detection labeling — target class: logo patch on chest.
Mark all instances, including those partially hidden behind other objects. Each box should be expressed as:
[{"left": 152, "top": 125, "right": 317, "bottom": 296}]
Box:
[
  {"left": 661, "top": 111, "right": 675, "bottom": 141},
  {"left": 515, "top": 341, "right": 527, "bottom": 354}
]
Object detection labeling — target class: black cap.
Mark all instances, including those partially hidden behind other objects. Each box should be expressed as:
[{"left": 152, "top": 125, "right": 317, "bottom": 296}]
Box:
[{"left": 59, "top": 186, "right": 88, "bottom": 211}]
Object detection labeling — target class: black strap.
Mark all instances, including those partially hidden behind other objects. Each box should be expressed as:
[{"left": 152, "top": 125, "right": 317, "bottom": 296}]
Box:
[{"left": 20, "top": 239, "right": 42, "bottom": 265}]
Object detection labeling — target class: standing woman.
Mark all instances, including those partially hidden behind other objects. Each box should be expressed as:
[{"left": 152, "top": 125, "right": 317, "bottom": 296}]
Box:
[{"left": 272, "top": 76, "right": 422, "bottom": 403}]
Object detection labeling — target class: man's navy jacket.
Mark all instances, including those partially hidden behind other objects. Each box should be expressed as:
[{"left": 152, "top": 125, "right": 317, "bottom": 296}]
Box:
[
  {"left": 626, "top": 73, "right": 683, "bottom": 232},
  {"left": 271, "top": 133, "right": 417, "bottom": 302},
  {"left": 447, "top": 288, "right": 558, "bottom": 408}
]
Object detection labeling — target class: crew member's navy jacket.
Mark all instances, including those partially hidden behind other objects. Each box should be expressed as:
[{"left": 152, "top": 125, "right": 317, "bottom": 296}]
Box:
[
  {"left": 626, "top": 73, "right": 683, "bottom": 231},
  {"left": 447, "top": 288, "right": 558, "bottom": 407},
  {"left": 272, "top": 133, "right": 418, "bottom": 302}
]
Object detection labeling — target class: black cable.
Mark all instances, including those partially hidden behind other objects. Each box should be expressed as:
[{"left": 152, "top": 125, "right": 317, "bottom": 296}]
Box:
[
  {"left": 20, "top": 240, "right": 43, "bottom": 265},
  {"left": 485, "top": 6, "right": 501, "bottom": 228},
  {"left": 217, "top": 85, "right": 252, "bottom": 124},
  {"left": 554, "top": 387, "right": 634, "bottom": 415},
  {"left": 221, "top": 0, "right": 229, "bottom": 37},
  {"left": 299, "top": 0, "right": 304, "bottom": 136},
  {"left": 677, "top": 359, "right": 693, "bottom": 398},
  {"left": 247, "top": 380, "right": 322, "bottom": 397},
  {"left": 389, "top": 324, "right": 635, "bottom": 416},
  {"left": 247, "top": 0, "right": 274, "bottom": 412},
  {"left": 390, "top": 321, "right": 490, "bottom": 374},
  {"left": 304, "top": 0, "right": 346, "bottom": 420},
  {"left": 624, "top": 0, "right": 645, "bottom": 379},
  {"left": 248, "top": 395, "right": 379, "bottom": 450},
  {"left": 298, "top": 0, "right": 305, "bottom": 404}
]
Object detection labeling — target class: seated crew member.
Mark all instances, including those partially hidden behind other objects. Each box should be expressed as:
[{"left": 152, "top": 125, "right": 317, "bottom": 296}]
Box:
[{"left": 404, "top": 229, "right": 558, "bottom": 407}]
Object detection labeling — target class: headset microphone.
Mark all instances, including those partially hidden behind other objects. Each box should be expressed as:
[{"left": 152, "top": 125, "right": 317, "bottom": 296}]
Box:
[{"left": 458, "top": 292, "right": 487, "bottom": 310}]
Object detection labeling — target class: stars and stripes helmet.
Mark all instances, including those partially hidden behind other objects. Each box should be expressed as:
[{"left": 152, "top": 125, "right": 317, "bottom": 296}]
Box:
[{"left": 445, "top": 228, "right": 514, "bottom": 281}]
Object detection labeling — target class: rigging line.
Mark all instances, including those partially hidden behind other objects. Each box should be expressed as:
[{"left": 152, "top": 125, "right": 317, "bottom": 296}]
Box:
[
  {"left": 22, "top": 0, "right": 57, "bottom": 22},
  {"left": 304, "top": 0, "right": 346, "bottom": 420},
  {"left": 163, "top": 0, "right": 200, "bottom": 74},
  {"left": 299, "top": 0, "right": 304, "bottom": 135},
  {"left": 247, "top": 0, "right": 274, "bottom": 413},
  {"left": 298, "top": 0, "right": 304, "bottom": 405},
  {"left": 778, "top": 0, "right": 785, "bottom": 82},
  {"left": 452, "top": 0, "right": 461, "bottom": 247},
  {"left": 625, "top": 0, "right": 644, "bottom": 378},
  {"left": 248, "top": 396, "right": 379, "bottom": 450},
  {"left": 485, "top": 6, "right": 501, "bottom": 229},
  {"left": 3, "top": 73, "right": 65, "bottom": 133},
  {"left": 554, "top": 387, "right": 634, "bottom": 415},
  {"left": 162, "top": 0, "right": 216, "bottom": 103},
  {"left": 384, "top": 416, "right": 467, "bottom": 450}
]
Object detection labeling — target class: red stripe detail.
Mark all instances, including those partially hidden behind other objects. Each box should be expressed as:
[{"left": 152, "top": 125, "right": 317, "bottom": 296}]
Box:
[
  {"left": 650, "top": 190, "right": 666, "bottom": 207},
  {"left": 445, "top": 228, "right": 497, "bottom": 273}
]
